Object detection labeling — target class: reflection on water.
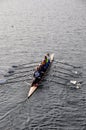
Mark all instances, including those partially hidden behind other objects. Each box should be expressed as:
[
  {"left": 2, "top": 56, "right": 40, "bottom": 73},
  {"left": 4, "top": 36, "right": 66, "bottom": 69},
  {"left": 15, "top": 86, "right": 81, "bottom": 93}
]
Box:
[{"left": 0, "top": 0, "right": 86, "bottom": 129}]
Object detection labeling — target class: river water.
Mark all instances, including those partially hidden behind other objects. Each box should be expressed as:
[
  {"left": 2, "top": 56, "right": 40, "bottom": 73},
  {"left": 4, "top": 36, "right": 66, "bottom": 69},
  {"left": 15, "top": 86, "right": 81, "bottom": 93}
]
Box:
[{"left": 0, "top": 0, "right": 86, "bottom": 129}]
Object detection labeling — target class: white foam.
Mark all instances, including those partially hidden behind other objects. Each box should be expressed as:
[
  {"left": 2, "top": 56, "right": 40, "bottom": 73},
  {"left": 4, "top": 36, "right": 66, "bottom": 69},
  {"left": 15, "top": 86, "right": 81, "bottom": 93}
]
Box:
[{"left": 70, "top": 80, "right": 77, "bottom": 84}]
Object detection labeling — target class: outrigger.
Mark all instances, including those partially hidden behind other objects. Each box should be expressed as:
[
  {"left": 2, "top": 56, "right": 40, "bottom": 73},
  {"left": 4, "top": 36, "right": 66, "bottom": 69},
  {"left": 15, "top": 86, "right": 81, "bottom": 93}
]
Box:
[{"left": 28, "top": 53, "right": 54, "bottom": 98}]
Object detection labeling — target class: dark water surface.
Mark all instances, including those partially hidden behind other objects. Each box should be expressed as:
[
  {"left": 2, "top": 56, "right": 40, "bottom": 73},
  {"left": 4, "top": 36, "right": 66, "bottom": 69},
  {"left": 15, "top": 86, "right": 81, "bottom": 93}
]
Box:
[{"left": 0, "top": 0, "right": 86, "bottom": 129}]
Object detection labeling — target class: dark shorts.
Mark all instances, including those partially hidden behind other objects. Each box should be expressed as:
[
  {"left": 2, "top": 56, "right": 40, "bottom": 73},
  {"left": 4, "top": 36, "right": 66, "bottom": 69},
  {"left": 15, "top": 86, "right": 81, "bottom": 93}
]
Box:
[{"left": 32, "top": 77, "right": 41, "bottom": 86}]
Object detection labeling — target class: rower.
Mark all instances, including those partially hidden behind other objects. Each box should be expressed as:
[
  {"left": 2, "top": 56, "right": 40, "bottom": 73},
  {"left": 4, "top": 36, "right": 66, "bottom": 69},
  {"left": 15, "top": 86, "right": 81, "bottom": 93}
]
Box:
[
  {"left": 32, "top": 66, "right": 41, "bottom": 86},
  {"left": 43, "top": 55, "right": 50, "bottom": 69},
  {"left": 46, "top": 53, "right": 50, "bottom": 64},
  {"left": 44, "top": 55, "right": 49, "bottom": 69},
  {"left": 38, "top": 64, "right": 44, "bottom": 76},
  {"left": 41, "top": 58, "right": 47, "bottom": 72},
  {"left": 33, "top": 66, "right": 41, "bottom": 79}
]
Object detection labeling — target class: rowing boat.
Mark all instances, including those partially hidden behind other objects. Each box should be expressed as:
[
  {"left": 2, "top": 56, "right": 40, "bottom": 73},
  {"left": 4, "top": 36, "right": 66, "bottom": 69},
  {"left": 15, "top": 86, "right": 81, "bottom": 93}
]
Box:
[{"left": 28, "top": 53, "right": 54, "bottom": 98}]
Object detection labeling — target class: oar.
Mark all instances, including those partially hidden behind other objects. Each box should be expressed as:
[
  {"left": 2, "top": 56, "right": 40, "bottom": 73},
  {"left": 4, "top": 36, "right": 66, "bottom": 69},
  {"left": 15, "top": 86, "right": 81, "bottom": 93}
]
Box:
[
  {"left": 5, "top": 64, "right": 37, "bottom": 77},
  {"left": 14, "top": 64, "right": 37, "bottom": 70},
  {"left": 53, "top": 70, "right": 75, "bottom": 77},
  {"left": 54, "top": 61, "right": 82, "bottom": 68},
  {"left": 12, "top": 61, "right": 40, "bottom": 68},
  {"left": 49, "top": 74, "right": 69, "bottom": 81},
  {"left": 44, "top": 79, "right": 66, "bottom": 85},
  {"left": 4, "top": 69, "right": 34, "bottom": 77},
  {"left": 53, "top": 65, "right": 82, "bottom": 76},
  {"left": 7, "top": 74, "right": 32, "bottom": 81},
  {"left": 0, "top": 78, "right": 32, "bottom": 85},
  {"left": 54, "top": 65, "right": 72, "bottom": 72},
  {"left": 49, "top": 74, "right": 83, "bottom": 85},
  {"left": 54, "top": 70, "right": 82, "bottom": 78}
]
